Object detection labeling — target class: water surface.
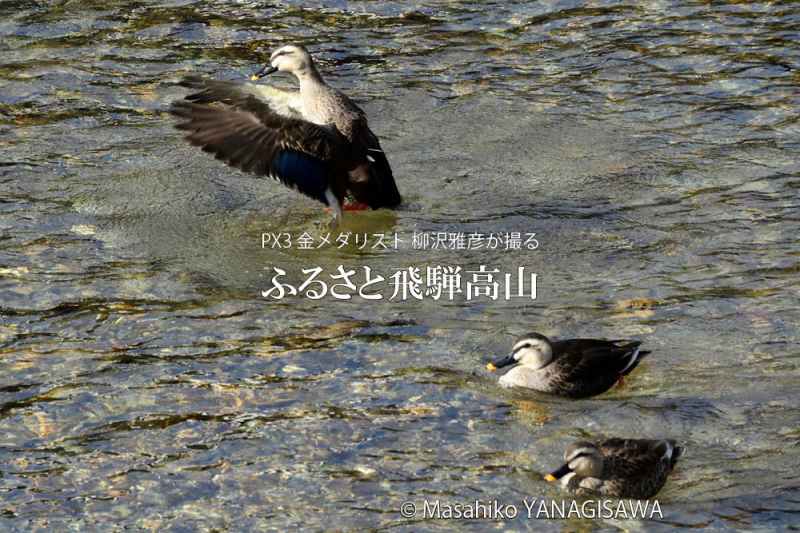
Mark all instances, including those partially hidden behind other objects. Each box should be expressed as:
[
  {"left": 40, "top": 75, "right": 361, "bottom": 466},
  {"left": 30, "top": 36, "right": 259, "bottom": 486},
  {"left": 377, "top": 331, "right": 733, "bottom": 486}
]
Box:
[{"left": 1, "top": 1, "right": 799, "bottom": 530}]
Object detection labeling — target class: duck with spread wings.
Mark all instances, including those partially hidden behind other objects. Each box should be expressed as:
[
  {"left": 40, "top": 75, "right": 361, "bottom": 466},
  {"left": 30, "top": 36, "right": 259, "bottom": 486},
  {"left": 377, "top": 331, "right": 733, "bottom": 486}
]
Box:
[{"left": 170, "top": 44, "right": 401, "bottom": 222}]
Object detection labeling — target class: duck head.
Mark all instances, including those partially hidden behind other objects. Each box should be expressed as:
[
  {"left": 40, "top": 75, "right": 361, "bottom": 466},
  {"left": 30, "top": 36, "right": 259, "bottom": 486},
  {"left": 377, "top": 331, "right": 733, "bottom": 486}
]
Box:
[
  {"left": 252, "top": 44, "right": 316, "bottom": 81},
  {"left": 486, "top": 333, "right": 553, "bottom": 372},
  {"left": 545, "top": 441, "right": 603, "bottom": 485}
]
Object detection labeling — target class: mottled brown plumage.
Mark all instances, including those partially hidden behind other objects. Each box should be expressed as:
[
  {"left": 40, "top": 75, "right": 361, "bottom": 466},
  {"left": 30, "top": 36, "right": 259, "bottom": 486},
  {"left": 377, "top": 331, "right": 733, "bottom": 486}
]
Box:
[{"left": 547, "top": 438, "right": 682, "bottom": 499}]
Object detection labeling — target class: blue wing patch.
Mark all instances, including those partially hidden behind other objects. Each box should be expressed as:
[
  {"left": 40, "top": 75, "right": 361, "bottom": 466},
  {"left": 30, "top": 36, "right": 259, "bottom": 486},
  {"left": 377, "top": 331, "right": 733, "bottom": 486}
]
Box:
[{"left": 270, "top": 150, "right": 330, "bottom": 205}]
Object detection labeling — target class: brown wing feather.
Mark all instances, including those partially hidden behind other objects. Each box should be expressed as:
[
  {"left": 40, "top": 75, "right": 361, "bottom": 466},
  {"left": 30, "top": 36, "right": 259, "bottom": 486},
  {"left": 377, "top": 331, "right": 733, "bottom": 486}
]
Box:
[
  {"left": 172, "top": 77, "right": 347, "bottom": 161},
  {"left": 170, "top": 77, "right": 351, "bottom": 203},
  {"left": 600, "top": 438, "right": 668, "bottom": 478},
  {"left": 555, "top": 340, "right": 642, "bottom": 379},
  {"left": 171, "top": 100, "right": 341, "bottom": 170}
]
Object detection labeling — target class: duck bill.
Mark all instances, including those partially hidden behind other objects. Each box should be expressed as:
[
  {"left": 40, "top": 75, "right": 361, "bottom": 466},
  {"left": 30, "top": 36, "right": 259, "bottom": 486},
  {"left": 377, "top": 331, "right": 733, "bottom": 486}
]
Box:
[
  {"left": 544, "top": 463, "right": 572, "bottom": 482},
  {"left": 486, "top": 354, "right": 516, "bottom": 372},
  {"left": 250, "top": 65, "right": 278, "bottom": 81}
]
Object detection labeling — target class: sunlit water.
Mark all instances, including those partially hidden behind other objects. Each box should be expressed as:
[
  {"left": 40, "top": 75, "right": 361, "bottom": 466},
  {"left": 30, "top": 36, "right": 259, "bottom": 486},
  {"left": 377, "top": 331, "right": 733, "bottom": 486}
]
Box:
[{"left": 1, "top": 1, "right": 799, "bottom": 530}]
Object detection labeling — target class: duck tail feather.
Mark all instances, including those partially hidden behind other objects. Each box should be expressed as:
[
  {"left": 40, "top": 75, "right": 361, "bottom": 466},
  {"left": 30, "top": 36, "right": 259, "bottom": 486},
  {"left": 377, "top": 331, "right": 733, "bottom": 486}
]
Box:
[
  {"left": 670, "top": 442, "right": 684, "bottom": 467},
  {"left": 364, "top": 150, "right": 402, "bottom": 208}
]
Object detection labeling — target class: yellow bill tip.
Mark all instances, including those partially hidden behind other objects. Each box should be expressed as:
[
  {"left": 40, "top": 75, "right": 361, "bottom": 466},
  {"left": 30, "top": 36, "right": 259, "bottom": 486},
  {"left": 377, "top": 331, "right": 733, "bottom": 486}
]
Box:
[
  {"left": 544, "top": 474, "right": 557, "bottom": 482},
  {"left": 250, "top": 74, "right": 259, "bottom": 81},
  {"left": 486, "top": 362, "right": 497, "bottom": 372}
]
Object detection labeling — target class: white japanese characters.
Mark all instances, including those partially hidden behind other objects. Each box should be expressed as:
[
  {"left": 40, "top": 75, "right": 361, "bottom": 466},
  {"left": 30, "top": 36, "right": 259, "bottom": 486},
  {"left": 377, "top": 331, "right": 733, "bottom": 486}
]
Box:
[
  {"left": 261, "top": 266, "right": 538, "bottom": 301},
  {"left": 262, "top": 232, "right": 539, "bottom": 251}
]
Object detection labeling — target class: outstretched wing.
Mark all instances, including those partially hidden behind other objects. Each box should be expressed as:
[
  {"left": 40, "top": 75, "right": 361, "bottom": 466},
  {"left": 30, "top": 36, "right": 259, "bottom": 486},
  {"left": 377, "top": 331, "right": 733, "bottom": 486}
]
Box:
[
  {"left": 178, "top": 76, "right": 305, "bottom": 120},
  {"left": 170, "top": 76, "right": 349, "bottom": 206}
]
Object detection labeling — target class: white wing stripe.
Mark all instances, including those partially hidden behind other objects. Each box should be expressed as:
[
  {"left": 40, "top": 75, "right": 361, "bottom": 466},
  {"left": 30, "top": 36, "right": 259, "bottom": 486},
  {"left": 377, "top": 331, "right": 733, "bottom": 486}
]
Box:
[{"left": 619, "top": 346, "right": 641, "bottom": 374}]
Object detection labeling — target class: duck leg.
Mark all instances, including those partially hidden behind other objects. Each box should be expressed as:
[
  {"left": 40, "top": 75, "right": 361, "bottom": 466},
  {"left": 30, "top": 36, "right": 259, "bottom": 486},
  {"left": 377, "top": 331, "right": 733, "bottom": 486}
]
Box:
[{"left": 321, "top": 188, "right": 342, "bottom": 225}]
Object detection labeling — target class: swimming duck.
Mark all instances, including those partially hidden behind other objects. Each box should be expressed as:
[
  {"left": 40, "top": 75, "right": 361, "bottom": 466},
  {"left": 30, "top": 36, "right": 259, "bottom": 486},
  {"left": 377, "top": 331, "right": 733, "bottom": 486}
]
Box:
[
  {"left": 545, "top": 438, "right": 682, "bottom": 499},
  {"left": 170, "top": 44, "right": 402, "bottom": 221},
  {"left": 486, "top": 333, "right": 649, "bottom": 398}
]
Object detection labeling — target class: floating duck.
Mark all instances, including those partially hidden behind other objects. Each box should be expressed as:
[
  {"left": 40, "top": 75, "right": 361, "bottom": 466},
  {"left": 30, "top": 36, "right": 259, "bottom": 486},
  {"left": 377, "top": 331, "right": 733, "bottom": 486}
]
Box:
[
  {"left": 170, "top": 44, "right": 402, "bottom": 221},
  {"left": 486, "top": 333, "right": 649, "bottom": 398},
  {"left": 545, "top": 438, "right": 682, "bottom": 499}
]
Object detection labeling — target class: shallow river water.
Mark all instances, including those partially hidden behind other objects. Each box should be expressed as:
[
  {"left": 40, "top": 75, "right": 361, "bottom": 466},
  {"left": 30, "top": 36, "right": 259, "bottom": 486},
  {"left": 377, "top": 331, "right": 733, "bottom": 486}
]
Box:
[{"left": 1, "top": 1, "right": 799, "bottom": 530}]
